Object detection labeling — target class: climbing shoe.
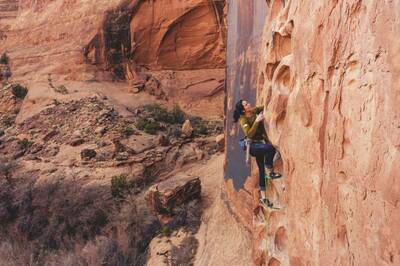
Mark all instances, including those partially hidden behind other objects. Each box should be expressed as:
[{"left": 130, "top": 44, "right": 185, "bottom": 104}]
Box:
[
  {"left": 260, "top": 198, "right": 273, "bottom": 208},
  {"left": 267, "top": 172, "right": 282, "bottom": 180}
]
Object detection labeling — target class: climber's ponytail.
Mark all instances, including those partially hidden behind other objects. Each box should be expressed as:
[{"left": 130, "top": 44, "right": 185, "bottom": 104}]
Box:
[{"left": 233, "top": 99, "right": 244, "bottom": 123}]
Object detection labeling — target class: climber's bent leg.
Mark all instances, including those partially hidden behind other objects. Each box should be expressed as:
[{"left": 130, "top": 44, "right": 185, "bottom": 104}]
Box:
[
  {"left": 264, "top": 144, "right": 276, "bottom": 169},
  {"left": 250, "top": 143, "right": 267, "bottom": 190}
]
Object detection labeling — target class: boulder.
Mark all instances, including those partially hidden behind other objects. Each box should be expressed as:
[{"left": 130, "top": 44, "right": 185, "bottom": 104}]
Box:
[
  {"left": 145, "top": 175, "right": 201, "bottom": 216},
  {"left": 95, "top": 126, "right": 107, "bottom": 135},
  {"left": 80, "top": 148, "right": 96, "bottom": 160},
  {"left": 181, "top": 120, "right": 193, "bottom": 137},
  {"left": 69, "top": 138, "right": 85, "bottom": 146},
  {"left": 114, "top": 151, "right": 129, "bottom": 161},
  {"left": 157, "top": 134, "right": 170, "bottom": 146},
  {"left": 42, "top": 129, "right": 58, "bottom": 142},
  {"left": 215, "top": 134, "right": 225, "bottom": 151}
]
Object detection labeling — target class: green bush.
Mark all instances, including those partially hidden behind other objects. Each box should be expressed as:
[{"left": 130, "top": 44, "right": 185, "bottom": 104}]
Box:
[
  {"left": 17, "top": 138, "right": 33, "bottom": 150},
  {"left": 143, "top": 104, "right": 186, "bottom": 124},
  {"left": 190, "top": 116, "right": 208, "bottom": 136},
  {"left": 145, "top": 104, "right": 171, "bottom": 123},
  {"left": 111, "top": 175, "right": 128, "bottom": 198},
  {"left": 120, "top": 126, "right": 134, "bottom": 137},
  {"left": 195, "top": 124, "right": 208, "bottom": 135},
  {"left": 143, "top": 121, "right": 160, "bottom": 135},
  {"left": 2, "top": 116, "right": 14, "bottom": 127},
  {"left": 136, "top": 117, "right": 147, "bottom": 131},
  {"left": 11, "top": 84, "right": 28, "bottom": 99},
  {"left": 170, "top": 104, "right": 186, "bottom": 124},
  {"left": 0, "top": 53, "right": 8, "bottom": 64},
  {"left": 0, "top": 157, "right": 17, "bottom": 179},
  {"left": 135, "top": 104, "right": 187, "bottom": 134},
  {"left": 159, "top": 226, "right": 170, "bottom": 236},
  {"left": 54, "top": 85, "right": 68, "bottom": 95},
  {"left": 136, "top": 117, "right": 160, "bottom": 135}
]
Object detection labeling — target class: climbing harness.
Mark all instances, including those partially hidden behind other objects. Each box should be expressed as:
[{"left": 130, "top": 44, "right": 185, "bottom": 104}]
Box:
[{"left": 239, "top": 138, "right": 252, "bottom": 165}]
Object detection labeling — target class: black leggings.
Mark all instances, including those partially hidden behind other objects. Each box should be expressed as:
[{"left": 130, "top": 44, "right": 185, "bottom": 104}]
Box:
[{"left": 249, "top": 143, "right": 276, "bottom": 190}]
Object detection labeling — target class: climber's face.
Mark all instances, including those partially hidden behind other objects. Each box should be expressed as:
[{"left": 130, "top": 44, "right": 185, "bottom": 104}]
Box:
[{"left": 242, "top": 100, "right": 252, "bottom": 112}]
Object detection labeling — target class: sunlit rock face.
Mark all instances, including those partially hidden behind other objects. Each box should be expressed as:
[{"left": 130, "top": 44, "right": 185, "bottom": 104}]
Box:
[{"left": 256, "top": 0, "right": 400, "bottom": 265}]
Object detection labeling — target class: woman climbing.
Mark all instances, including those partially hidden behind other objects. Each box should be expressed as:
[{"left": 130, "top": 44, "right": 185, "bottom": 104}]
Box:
[{"left": 233, "top": 99, "right": 282, "bottom": 208}]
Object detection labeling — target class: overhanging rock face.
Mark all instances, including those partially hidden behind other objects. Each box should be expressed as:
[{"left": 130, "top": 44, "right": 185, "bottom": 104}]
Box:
[
  {"left": 225, "top": 0, "right": 400, "bottom": 265},
  {"left": 224, "top": 0, "right": 268, "bottom": 264},
  {"left": 258, "top": 0, "right": 400, "bottom": 265},
  {"left": 226, "top": 0, "right": 400, "bottom": 265},
  {"left": 224, "top": 0, "right": 267, "bottom": 190}
]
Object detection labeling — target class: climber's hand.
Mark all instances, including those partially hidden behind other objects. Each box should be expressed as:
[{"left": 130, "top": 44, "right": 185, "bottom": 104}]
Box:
[{"left": 255, "top": 113, "right": 264, "bottom": 123}]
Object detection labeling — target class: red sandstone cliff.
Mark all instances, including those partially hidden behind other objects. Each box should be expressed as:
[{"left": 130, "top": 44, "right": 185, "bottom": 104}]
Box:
[
  {"left": 249, "top": 0, "right": 399, "bottom": 265},
  {"left": 0, "top": 0, "right": 226, "bottom": 119}
]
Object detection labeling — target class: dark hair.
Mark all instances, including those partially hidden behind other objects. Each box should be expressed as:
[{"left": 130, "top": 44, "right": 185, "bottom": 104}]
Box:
[{"left": 233, "top": 99, "right": 244, "bottom": 123}]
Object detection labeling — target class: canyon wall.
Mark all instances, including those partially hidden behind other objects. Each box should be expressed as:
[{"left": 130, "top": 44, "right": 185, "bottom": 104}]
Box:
[
  {"left": 260, "top": 0, "right": 400, "bottom": 264},
  {"left": 225, "top": 0, "right": 400, "bottom": 265},
  {"left": 0, "top": 0, "right": 226, "bottom": 118}
]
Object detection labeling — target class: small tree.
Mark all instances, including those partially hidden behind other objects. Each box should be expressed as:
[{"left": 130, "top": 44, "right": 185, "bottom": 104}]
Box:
[
  {"left": 0, "top": 53, "right": 9, "bottom": 64},
  {"left": 111, "top": 175, "right": 128, "bottom": 199},
  {"left": 0, "top": 157, "right": 17, "bottom": 180},
  {"left": 170, "top": 104, "right": 186, "bottom": 124},
  {"left": 11, "top": 84, "right": 28, "bottom": 99},
  {"left": 17, "top": 138, "right": 33, "bottom": 150}
]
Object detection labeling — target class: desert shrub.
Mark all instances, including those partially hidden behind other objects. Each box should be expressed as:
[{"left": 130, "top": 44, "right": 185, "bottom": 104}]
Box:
[
  {"left": 135, "top": 104, "right": 187, "bottom": 135},
  {"left": 189, "top": 116, "right": 208, "bottom": 136},
  {"left": 113, "top": 66, "right": 125, "bottom": 80},
  {"left": 144, "top": 104, "right": 186, "bottom": 124},
  {"left": 17, "top": 138, "right": 34, "bottom": 150},
  {"left": 111, "top": 175, "right": 128, "bottom": 199},
  {"left": 135, "top": 117, "right": 148, "bottom": 131},
  {"left": 98, "top": 239, "right": 125, "bottom": 266},
  {"left": 0, "top": 68, "right": 12, "bottom": 80},
  {"left": 120, "top": 125, "right": 134, "bottom": 137},
  {"left": 0, "top": 53, "right": 8, "bottom": 64},
  {"left": 145, "top": 104, "right": 171, "bottom": 123},
  {"left": 169, "top": 104, "right": 186, "bottom": 124},
  {"left": 159, "top": 226, "right": 170, "bottom": 237},
  {"left": 0, "top": 157, "right": 17, "bottom": 178},
  {"left": 194, "top": 124, "right": 208, "bottom": 136},
  {"left": 142, "top": 121, "right": 160, "bottom": 135},
  {"left": 54, "top": 85, "right": 68, "bottom": 95},
  {"left": 135, "top": 117, "right": 160, "bottom": 135},
  {"left": 90, "top": 209, "right": 108, "bottom": 235},
  {"left": 11, "top": 84, "right": 28, "bottom": 99},
  {"left": 1, "top": 115, "right": 14, "bottom": 127}
]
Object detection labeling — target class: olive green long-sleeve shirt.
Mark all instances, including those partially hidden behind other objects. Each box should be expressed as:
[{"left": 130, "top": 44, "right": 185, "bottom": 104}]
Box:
[{"left": 239, "top": 106, "right": 269, "bottom": 142}]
